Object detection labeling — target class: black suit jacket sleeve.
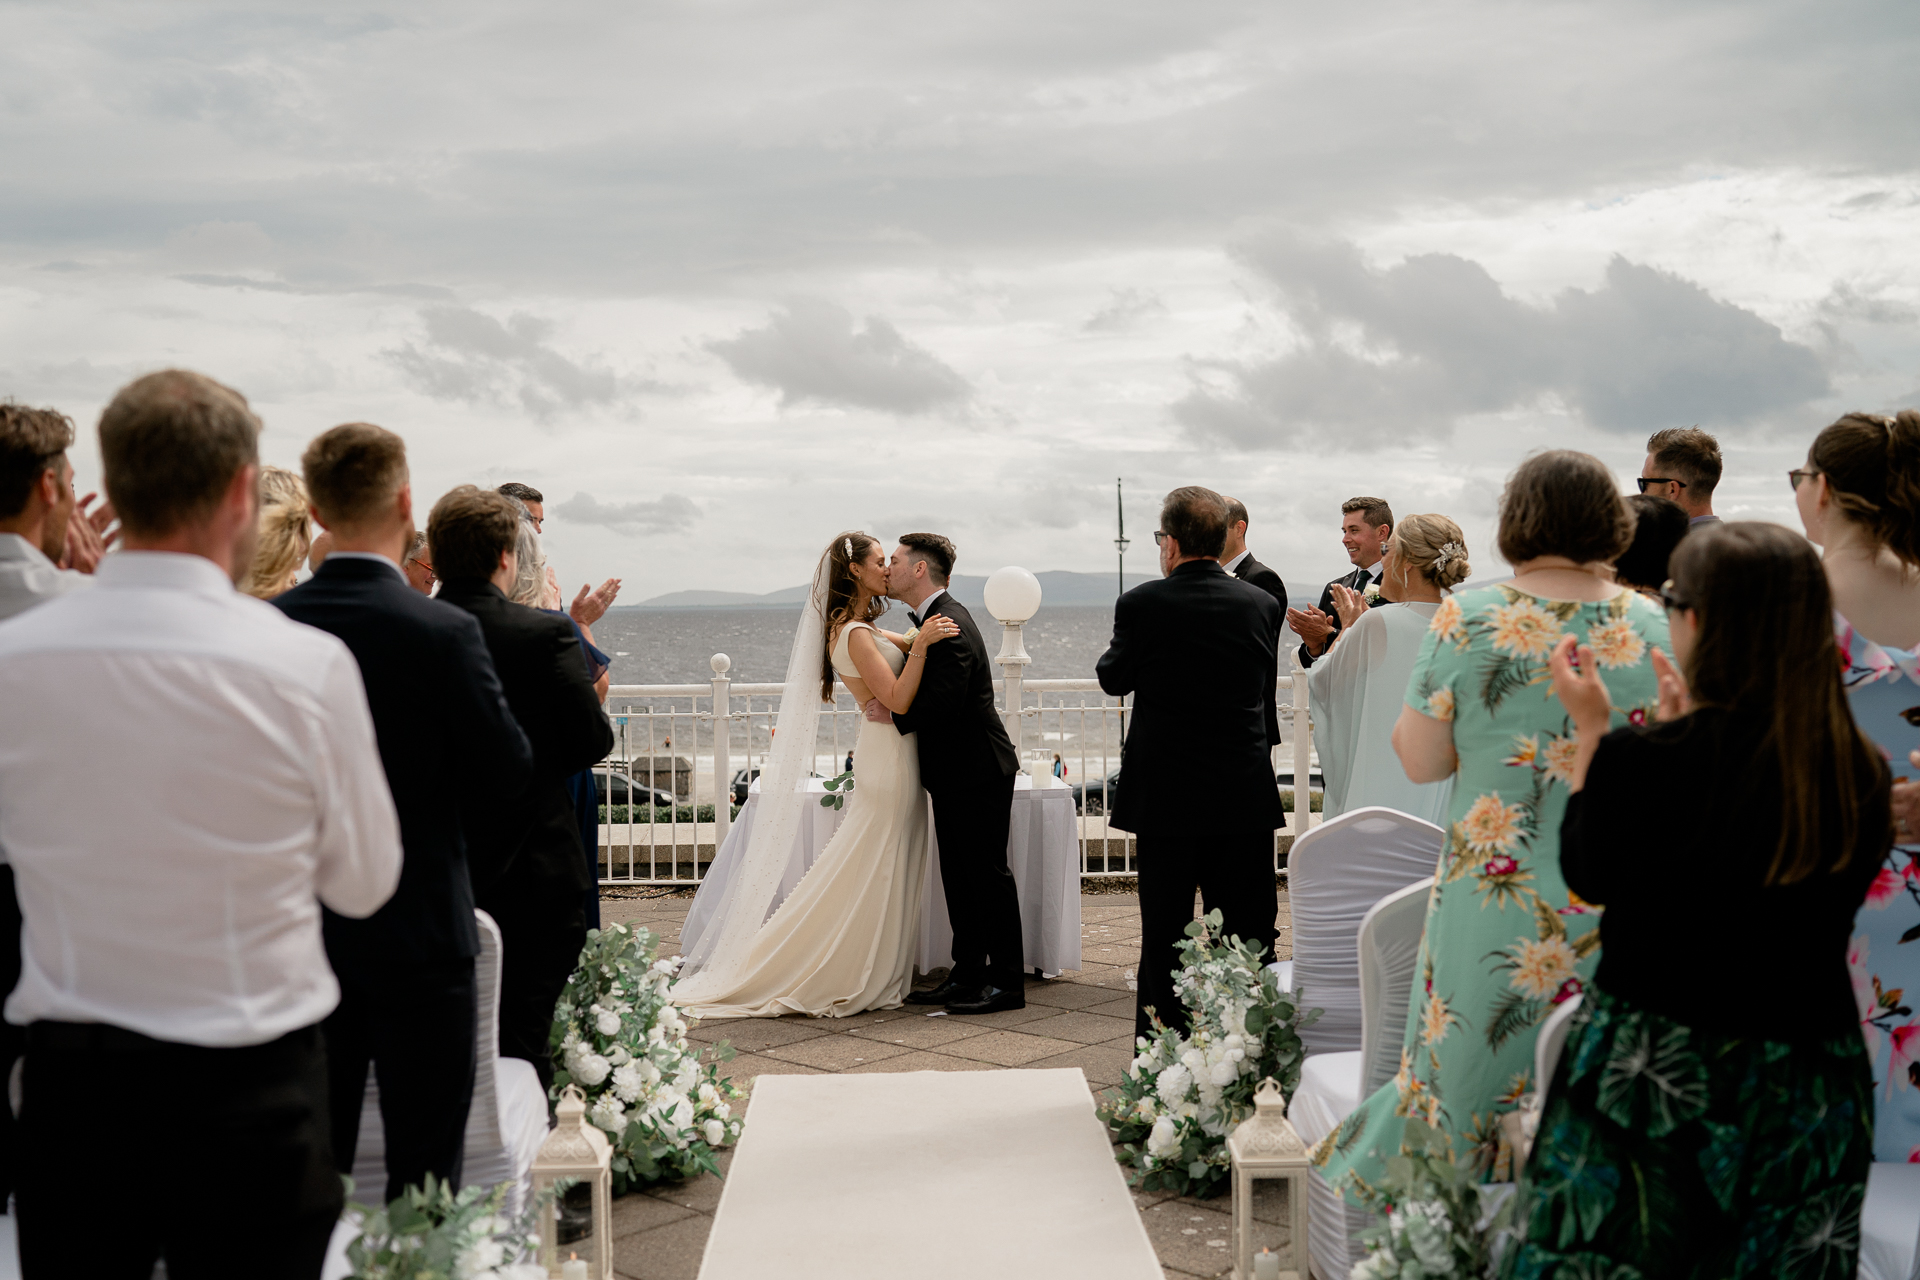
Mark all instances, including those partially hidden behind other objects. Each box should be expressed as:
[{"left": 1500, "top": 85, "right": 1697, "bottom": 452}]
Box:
[
  {"left": 536, "top": 622, "right": 617, "bottom": 775},
  {"left": 438, "top": 611, "right": 535, "bottom": 882},
  {"left": 1095, "top": 590, "right": 1138, "bottom": 699}
]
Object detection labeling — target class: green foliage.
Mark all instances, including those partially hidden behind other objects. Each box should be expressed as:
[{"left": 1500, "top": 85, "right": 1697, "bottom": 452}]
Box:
[
  {"left": 549, "top": 924, "right": 745, "bottom": 1194},
  {"left": 1348, "top": 1119, "right": 1516, "bottom": 1280},
  {"left": 598, "top": 804, "right": 740, "bottom": 824},
  {"left": 1098, "top": 910, "right": 1320, "bottom": 1199},
  {"left": 342, "top": 1174, "right": 548, "bottom": 1279},
  {"left": 820, "top": 769, "right": 856, "bottom": 810},
  {"left": 1277, "top": 789, "right": 1325, "bottom": 814}
]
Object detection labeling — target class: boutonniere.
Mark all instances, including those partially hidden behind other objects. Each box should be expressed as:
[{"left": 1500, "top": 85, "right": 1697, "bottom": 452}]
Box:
[
  {"left": 1363, "top": 583, "right": 1383, "bottom": 605},
  {"left": 903, "top": 626, "right": 920, "bottom": 646}
]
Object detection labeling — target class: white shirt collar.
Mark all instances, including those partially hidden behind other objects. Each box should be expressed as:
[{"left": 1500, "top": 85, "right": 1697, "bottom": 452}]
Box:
[
  {"left": 1222, "top": 549, "right": 1251, "bottom": 575},
  {"left": 915, "top": 588, "right": 948, "bottom": 617},
  {"left": 95, "top": 551, "right": 236, "bottom": 597},
  {"left": 326, "top": 551, "right": 407, "bottom": 581},
  {"left": 0, "top": 533, "right": 55, "bottom": 569}
]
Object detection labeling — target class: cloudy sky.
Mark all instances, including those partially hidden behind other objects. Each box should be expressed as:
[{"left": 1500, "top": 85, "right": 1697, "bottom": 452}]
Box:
[{"left": 4, "top": 1, "right": 1917, "bottom": 599}]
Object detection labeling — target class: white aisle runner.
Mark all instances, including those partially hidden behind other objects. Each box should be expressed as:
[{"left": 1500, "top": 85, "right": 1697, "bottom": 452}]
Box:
[{"left": 699, "top": 1069, "right": 1160, "bottom": 1280}]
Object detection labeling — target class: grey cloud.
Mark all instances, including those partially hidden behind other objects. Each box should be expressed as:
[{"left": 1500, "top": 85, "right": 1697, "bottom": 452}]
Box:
[
  {"left": 555, "top": 491, "right": 700, "bottom": 535},
  {"left": 177, "top": 274, "right": 455, "bottom": 299},
  {"left": 708, "top": 299, "right": 970, "bottom": 414},
  {"left": 386, "top": 306, "right": 620, "bottom": 422},
  {"left": 1083, "top": 288, "right": 1167, "bottom": 332},
  {"left": 1175, "top": 238, "right": 1830, "bottom": 448}
]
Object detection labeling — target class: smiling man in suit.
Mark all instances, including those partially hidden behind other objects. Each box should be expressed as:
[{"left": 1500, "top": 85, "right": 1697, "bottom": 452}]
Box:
[
  {"left": 272, "top": 424, "right": 534, "bottom": 1204},
  {"left": 1221, "top": 496, "right": 1288, "bottom": 607},
  {"left": 1288, "top": 496, "right": 1394, "bottom": 668}
]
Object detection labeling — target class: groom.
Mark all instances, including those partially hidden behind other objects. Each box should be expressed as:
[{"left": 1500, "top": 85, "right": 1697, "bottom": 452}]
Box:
[{"left": 885, "top": 533, "right": 1026, "bottom": 1014}]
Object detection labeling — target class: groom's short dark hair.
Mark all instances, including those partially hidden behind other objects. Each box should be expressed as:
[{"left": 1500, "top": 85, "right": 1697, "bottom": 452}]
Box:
[
  {"left": 898, "top": 532, "right": 954, "bottom": 584},
  {"left": 1160, "top": 487, "right": 1228, "bottom": 559}
]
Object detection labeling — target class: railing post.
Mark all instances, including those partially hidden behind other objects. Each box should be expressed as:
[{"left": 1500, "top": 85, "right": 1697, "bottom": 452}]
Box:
[
  {"left": 1292, "top": 659, "right": 1312, "bottom": 833},
  {"left": 710, "top": 653, "right": 731, "bottom": 847}
]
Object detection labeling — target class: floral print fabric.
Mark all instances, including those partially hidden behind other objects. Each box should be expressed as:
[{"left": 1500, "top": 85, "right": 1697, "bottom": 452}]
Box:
[
  {"left": 1837, "top": 614, "right": 1920, "bottom": 1163},
  {"left": 1504, "top": 986, "right": 1874, "bottom": 1280},
  {"left": 1313, "top": 584, "right": 1668, "bottom": 1197}
]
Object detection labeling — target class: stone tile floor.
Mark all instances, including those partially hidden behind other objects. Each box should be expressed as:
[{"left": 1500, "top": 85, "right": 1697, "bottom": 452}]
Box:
[{"left": 598, "top": 886, "right": 1296, "bottom": 1280}]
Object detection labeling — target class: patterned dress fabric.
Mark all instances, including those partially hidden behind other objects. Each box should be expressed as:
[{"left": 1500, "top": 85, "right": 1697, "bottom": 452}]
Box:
[
  {"left": 1506, "top": 987, "right": 1875, "bottom": 1280},
  {"left": 1313, "top": 584, "right": 1668, "bottom": 1197},
  {"left": 1839, "top": 614, "right": 1920, "bottom": 1163}
]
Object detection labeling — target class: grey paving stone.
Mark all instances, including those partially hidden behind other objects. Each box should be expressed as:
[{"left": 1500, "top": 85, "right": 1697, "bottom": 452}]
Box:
[
  {"left": 1026, "top": 980, "right": 1129, "bottom": 1010},
  {"left": 841, "top": 1050, "right": 999, "bottom": 1075},
  {"left": 610, "top": 1209, "right": 714, "bottom": 1280},
  {"left": 689, "top": 1017, "right": 832, "bottom": 1053},
  {"left": 937, "top": 1028, "right": 1083, "bottom": 1066},
  {"left": 1019, "top": 1008, "right": 1138, "bottom": 1045},
  {"left": 759, "top": 1035, "right": 913, "bottom": 1071},
  {"left": 607, "top": 1192, "right": 695, "bottom": 1238},
  {"left": 842, "top": 1014, "right": 994, "bottom": 1049}
]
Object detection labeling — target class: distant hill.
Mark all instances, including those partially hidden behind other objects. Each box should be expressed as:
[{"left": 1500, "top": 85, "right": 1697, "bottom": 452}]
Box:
[{"left": 626, "top": 569, "right": 1157, "bottom": 611}]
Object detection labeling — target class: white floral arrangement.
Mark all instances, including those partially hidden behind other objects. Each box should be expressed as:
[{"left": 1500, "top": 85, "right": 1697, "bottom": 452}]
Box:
[
  {"left": 1346, "top": 1118, "right": 1514, "bottom": 1280},
  {"left": 344, "top": 1174, "right": 548, "bottom": 1280},
  {"left": 550, "top": 923, "right": 745, "bottom": 1191},
  {"left": 1097, "top": 910, "right": 1318, "bottom": 1197}
]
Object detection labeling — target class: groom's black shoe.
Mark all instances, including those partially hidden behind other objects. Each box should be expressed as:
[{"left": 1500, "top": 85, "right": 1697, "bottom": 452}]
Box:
[
  {"left": 906, "top": 978, "right": 968, "bottom": 1006},
  {"left": 946, "top": 984, "right": 1025, "bottom": 1015}
]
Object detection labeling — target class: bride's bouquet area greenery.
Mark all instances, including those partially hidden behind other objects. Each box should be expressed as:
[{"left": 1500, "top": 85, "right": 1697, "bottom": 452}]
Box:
[
  {"left": 550, "top": 923, "right": 744, "bottom": 1192},
  {"left": 1098, "top": 910, "right": 1318, "bottom": 1198},
  {"left": 343, "top": 1175, "right": 547, "bottom": 1280},
  {"left": 1347, "top": 1118, "right": 1515, "bottom": 1280}
]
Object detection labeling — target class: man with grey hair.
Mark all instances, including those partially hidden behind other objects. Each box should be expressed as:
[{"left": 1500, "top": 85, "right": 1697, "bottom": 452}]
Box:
[
  {"left": 402, "top": 528, "right": 434, "bottom": 594},
  {"left": 0, "top": 370, "right": 401, "bottom": 1275}
]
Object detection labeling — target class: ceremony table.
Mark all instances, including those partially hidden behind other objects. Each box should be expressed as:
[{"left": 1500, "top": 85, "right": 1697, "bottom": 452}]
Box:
[{"left": 682, "top": 774, "right": 1083, "bottom": 976}]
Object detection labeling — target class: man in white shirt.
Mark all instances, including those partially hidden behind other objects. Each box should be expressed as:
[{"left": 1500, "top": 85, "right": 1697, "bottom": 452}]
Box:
[
  {"left": 0, "top": 403, "right": 88, "bottom": 622},
  {"left": 0, "top": 370, "right": 402, "bottom": 1279}
]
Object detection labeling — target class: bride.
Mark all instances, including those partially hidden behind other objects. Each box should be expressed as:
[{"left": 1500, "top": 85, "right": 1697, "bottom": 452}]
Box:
[{"left": 670, "top": 531, "right": 957, "bottom": 1018}]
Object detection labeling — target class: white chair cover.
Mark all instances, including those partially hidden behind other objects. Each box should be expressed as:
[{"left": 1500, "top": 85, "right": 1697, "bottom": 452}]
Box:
[
  {"left": 350, "top": 910, "right": 550, "bottom": 1216},
  {"left": 1284, "top": 807, "right": 1444, "bottom": 1055},
  {"left": 1860, "top": 1162, "right": 1920, "bottom": 1280},
  {"left": 1532, "top": 993, "right": 1584, "bottom": 1110}
]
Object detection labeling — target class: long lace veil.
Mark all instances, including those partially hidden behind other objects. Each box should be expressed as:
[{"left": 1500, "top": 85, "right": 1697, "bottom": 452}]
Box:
[{"left": 672, "top": 548, "right": 833, "bottom": 996}]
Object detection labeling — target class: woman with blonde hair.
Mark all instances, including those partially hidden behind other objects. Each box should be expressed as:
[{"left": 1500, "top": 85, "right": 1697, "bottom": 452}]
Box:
[
  {"left": 1307, "top": 512, "right": 1469, "bottom": 823},
  {"left": 240, "top": 466, "right": 310, "bottom": 599}
]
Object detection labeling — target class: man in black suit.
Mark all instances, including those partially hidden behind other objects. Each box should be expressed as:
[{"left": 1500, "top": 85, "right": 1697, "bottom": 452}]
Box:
[
  {"left": 272, "top": 425, "right": 534, "bottom": 1203},
  {"left": 1288, "top": 496, "right": 1394, "bottom": 669},
  {"left": 1098, "top": 487, "right": 1284, "bottom": 1039},
  {"left": 431, "top": 486, "right": 615, "bottom": 1089},
  {"left": 885, "top": 532, "right": 1025, "bottom": 1014},
  {"left": 1220, "top": 496, "right": 1288, "bottom": 606}
]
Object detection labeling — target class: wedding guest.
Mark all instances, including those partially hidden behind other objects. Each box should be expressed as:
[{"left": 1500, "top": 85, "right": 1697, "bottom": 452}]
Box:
[
  {"left": 1510, "top": 522, "right": 1886, "bottom": 1274},
  {"left": 0, "top": 403, "right": 87, "bottom": 621},
  {"left": 1613, "top": 493, "right": 1690, "bottom": 600},
  {"left": 241, "top": 466, "right": 311, "bottom": 599},
  {"left": 497, "top": 481, "right": 544, "bottom": 530},
  {"left": 1639, "top": 426, "right": 1722, "bottom": 526},
  {"left": 1288, "top": 496, "right": 1393, "bottom": 668},
  {"left": 1314, "top": 451, "right": 1667, "bottom": 1195},
  {"left": 1052, "top": 752, "right": 1067, "bottom": 781},
  {"left": 1098, "top": 486, "right": 1284, "bottom": 1037},
  {"left": 1221, "top": 496, "right": 1289, "bottom": 606},
  {"left": 0, "top": 370, "right": 401, "bottom": 1277},
  {"left": 1794, "top": 409, "right": 1920, "bottom": 1165},
  {"left": 1307, "top": 513, "right": 1468, "bottom": 824},
  {"left": 402, "top": 530, "right": 435, "bottom": 594},
  {"left": 273, "top": 424, "right": 532, "bottom": 1205},
  {"left": 434, "top": 486, "right": 613, "bottom": 1088}
]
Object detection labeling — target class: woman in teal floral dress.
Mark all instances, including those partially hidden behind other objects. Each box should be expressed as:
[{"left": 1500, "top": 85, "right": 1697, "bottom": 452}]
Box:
[
  {"left": 1315, "top": 451, "right": 1668, "bottom": 1197},
  {"left": 1507, "top": 523, "right": 1886, "bottom": 1278}
]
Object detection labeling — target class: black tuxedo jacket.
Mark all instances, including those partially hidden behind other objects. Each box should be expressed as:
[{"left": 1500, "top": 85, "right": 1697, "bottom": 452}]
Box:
[
  {"left": 273, "top": 557, "right": 534, "bottom": 981},
  {"left": 436, "top": 578, "right": 615, "bottom": 900},
  {"left": 1296, "top": 565, "right": 1380, "bottom": 670},
  {"left": 1096, "top": 560, "right": 1284, "bottom": 834},
  {"left": 1232, "top": 553, "right": 1288, "bottom": 608},
  {"left": 890, "top": 593, "right": 1019, "bottom": 791}
]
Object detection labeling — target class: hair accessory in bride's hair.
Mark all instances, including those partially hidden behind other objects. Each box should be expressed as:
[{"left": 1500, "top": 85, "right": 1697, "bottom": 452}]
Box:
[
  {"left": 844, "top": 537, "right": 853, "bottom": 562},
  {"left": 1432, "top": 541, "right": 1465, "bottom": 570}
]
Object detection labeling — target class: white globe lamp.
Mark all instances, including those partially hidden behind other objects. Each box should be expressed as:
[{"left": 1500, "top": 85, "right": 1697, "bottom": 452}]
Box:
[{"left": 982, "top": 567, "right": 1042, "bottom": 764}]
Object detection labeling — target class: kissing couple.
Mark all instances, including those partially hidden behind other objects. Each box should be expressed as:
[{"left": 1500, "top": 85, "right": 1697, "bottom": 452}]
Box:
[{"left": 671, "top": 531, "right": 1027, "bottom": 1018}]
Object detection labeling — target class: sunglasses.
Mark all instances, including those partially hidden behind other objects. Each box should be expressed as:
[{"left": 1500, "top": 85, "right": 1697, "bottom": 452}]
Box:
[
  {"left": 1659, "top": 580, "right": 1691, "bottom": 612},
  {"left": 1636, "top": 477, "right": 1687, "bottom": 493},
  {"left": 1788, "top": 468, "right": 1821, "bottom": 492},
  {"left": 1152, "top": 531, "right": 1167, "bottom": 546}
]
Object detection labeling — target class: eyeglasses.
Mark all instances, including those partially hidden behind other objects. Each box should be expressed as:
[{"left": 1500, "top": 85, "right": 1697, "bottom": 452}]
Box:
[
  {"left": 1152, "top": 531, "right": 1167, "bottom": 546},
  {"left": 1659, "top": 580, "right": 1690, "bottom": 612},
  {"left": 1636, "top": 477, "right": 1687, "bottom": 493},
  {"left": 1788, "top": 468, "right": 1821, "bottom": 492}
]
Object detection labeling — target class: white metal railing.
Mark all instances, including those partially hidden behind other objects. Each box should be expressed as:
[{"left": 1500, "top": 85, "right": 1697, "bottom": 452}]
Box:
[{"left": 594, "top": 651, "right": 1316, "bottom": 887}]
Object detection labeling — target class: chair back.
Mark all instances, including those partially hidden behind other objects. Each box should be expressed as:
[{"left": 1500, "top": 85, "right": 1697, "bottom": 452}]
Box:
[
  {"left": 1532, "top": 992, "right": 1584, "bottom": 1108},
  {"left": 1357, "top": 877, "right": 1433, "bottom": 1096},
  {"left": 1287, "top": 806, "right": 1444, "bottom": 1053}
]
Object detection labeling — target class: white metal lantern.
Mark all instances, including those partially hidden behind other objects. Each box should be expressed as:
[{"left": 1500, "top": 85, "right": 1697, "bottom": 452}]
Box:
[
  {"left": 1226, "top": 1078, "right": 1311, "bottom": 1280},
  {"left": 532, "top": 1085, "right": 614, "bottom": 1280}
]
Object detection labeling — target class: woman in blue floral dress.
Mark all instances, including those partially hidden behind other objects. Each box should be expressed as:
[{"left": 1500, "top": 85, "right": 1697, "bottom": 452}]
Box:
[
  {"left": 1798, "top": 410, "right": 1920, "bottom": 1164},
  {"left": 1314, "top": 452, "right": 1668, "bottom": 1197}
]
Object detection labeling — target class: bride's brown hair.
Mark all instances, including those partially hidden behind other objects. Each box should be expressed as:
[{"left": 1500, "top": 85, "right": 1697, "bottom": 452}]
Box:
[{"left": 820, "top": 531, "right": 888, "bottom": 700}]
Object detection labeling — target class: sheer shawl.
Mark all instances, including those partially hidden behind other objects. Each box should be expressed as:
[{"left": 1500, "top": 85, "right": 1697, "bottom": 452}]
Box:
[{"left": 672, "top": 550, "right": 833, "bottom": 994}]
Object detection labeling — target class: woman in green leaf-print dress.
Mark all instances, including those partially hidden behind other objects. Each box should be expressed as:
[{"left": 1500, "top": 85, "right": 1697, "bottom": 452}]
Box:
[{"left": 1314, "top": 452, "right": 1668, "bottom": 1201}]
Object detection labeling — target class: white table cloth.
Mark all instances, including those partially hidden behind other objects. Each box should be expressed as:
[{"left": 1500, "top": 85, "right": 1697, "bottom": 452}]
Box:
[{"left": 683, "top": 774, "right": 1082, "bottom": 977}]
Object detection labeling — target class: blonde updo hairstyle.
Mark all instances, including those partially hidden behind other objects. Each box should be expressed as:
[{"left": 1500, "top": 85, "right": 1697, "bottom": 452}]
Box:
[
  {"left": 241, "top": 467, "right": 312, "bottom": 600},
  {"left": 819, "top": 530, "right": 888, "bottom": 701},
  {"left": 1393, "top": 514, "right": 1470, "bottom": 590}
]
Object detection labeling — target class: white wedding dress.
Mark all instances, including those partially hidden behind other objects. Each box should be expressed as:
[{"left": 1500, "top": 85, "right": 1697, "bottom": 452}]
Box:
[{"left": 671, "top": 620, "right": 928, "bottom": 1018}]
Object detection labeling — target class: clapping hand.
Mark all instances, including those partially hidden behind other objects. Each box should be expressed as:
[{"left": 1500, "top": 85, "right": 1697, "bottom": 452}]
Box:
[
  {"left": 1329, "top": 583, "right": 1369, "bottom": 630},
  {"left": 1893, "top": 748, "right": 1920, "bottom": 845},
  {"left": 1650, "top": 647, "right": 1690, "bottom": 722},
  {"left": 1286, "top": 604, "right": 1335, "bottom": 655},
  {"left": 60, "top": 493, "right": 116, "bottom": 574},
  {"left": 570, "top": 577, "right": 623, "bottom": 627}
]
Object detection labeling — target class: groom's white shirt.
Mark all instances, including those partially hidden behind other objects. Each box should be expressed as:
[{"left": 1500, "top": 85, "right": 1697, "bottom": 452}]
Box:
[{"left": 913, "top": 587, "right": 949, "bottom": 619}]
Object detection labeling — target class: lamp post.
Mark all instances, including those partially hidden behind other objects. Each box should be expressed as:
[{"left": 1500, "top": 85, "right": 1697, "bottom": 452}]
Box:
[
  {"left": 1114, "top": 477, "right": 1130, "bottom": 598},
  {"left": 983, "top": 566, "right": 1042, "bottom": 763}
]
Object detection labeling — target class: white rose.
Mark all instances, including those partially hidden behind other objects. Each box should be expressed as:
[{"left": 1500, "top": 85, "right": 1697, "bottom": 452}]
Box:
[
  {"left": 703, "top": 1119, "right": 726, "bottom": 1146},
  {"left": 611, "top": 1063, "right": 646, "bottom": 1103},
  {"left": 1155, "top": 1064, "right": 1192, "bottom": 1107},
  {"left": 595, "top": 1009, "right": 624, "bottom": 1037},
  {"left": 607, "top": 1044, "right": 631, "bottom": 1066},
  {"left": 588, "top": 1094, "right": 626, "bottom": 1133},
  {"left": 1209, "top": 1060, "right": 1238, "bottom": 1087},
  {"left": 1146, "top": 1116, "right": 1180, "bottom": 1158},
  {"left": 698, "top": 1083, "right": 718, "bottom": 1106},
  {"left": 671, "top": 1097, "right": 695, "bottom": 1131},
  {"left": 454, "top": 1239, "right": 506, "bottom": 1279},
  {"left": 641, "top": 1060, "right": 661, "bottom": 1085},
  {"left": 575, "top": 1053, "right": 611, "bottom": 1087}
]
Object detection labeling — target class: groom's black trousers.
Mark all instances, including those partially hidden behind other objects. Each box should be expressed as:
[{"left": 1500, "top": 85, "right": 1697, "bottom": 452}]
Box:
[
  {"left": 930, "top": 771, "right": 1024, "bottom": 989},
  {"left": 1133, "top": 823, "right": 1279, "bottom": 1040}
]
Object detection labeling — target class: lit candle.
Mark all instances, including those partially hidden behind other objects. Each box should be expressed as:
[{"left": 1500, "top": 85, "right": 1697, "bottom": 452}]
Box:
[
  {"left": 1254, "top": 1247, "right": 1282, "bottom": 1280},
  {"left": 561, "top": 1253, "right": 591, "bottom": 1280}
]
